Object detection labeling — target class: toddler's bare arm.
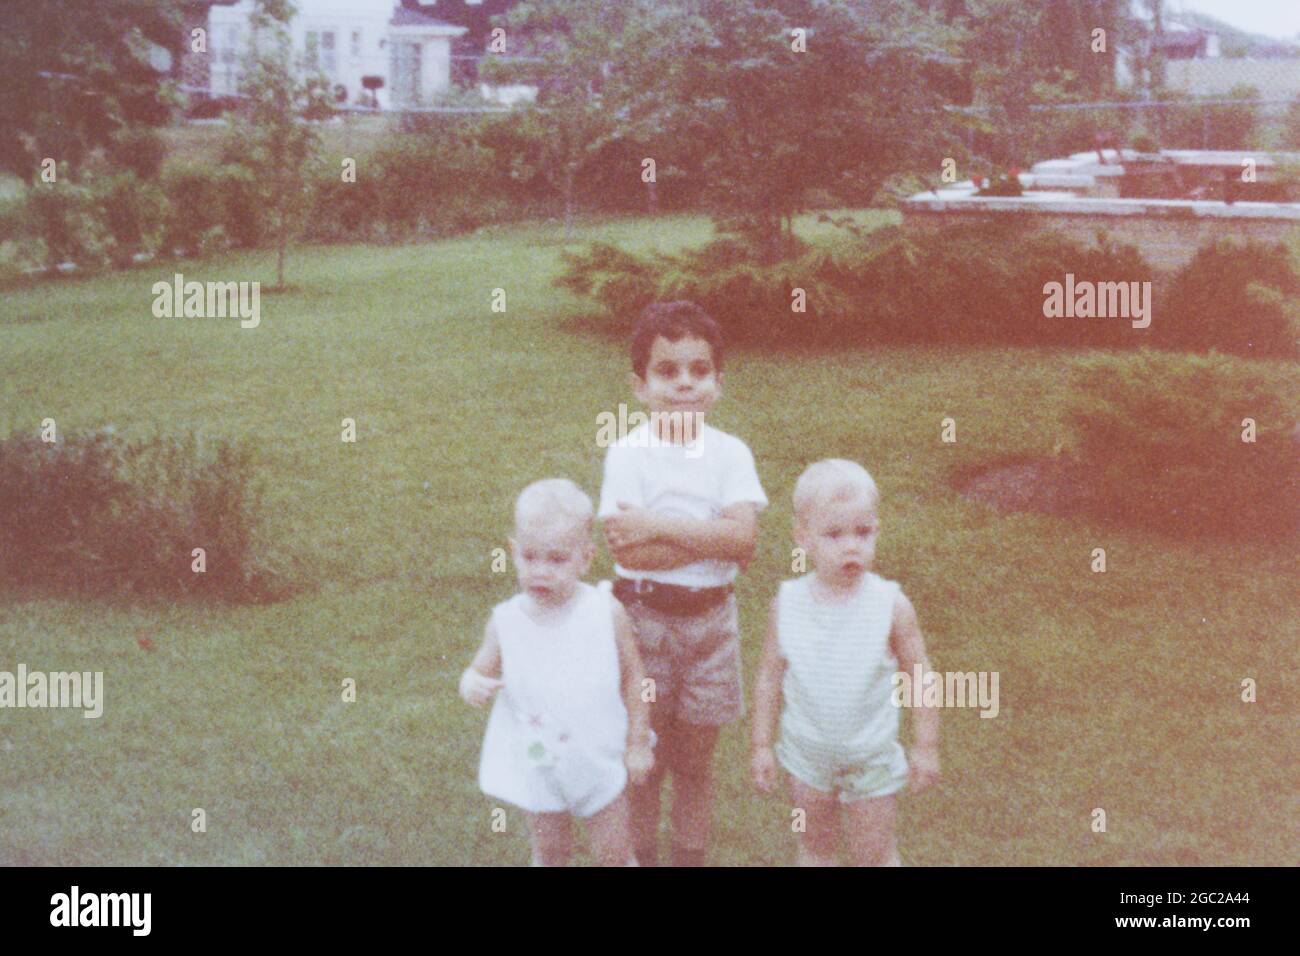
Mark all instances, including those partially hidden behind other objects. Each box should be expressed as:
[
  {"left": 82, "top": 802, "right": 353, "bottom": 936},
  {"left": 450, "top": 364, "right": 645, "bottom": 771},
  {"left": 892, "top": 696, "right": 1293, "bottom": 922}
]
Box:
[
  {"left": 459, "top": 618, "right": 504, "bottom": 707},
  {"left": 890, "top": 591, "right": 940, "bottom": 790},
  {"left": 750, "top": 595, "right": 785, "bottom": 792},
  {"left": 612, "top": 601, "right": 654, "bottom": 785}
]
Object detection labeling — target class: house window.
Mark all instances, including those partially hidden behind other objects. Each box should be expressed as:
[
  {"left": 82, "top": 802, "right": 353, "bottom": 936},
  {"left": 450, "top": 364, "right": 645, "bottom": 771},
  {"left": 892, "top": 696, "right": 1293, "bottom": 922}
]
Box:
[
  {"left": 220, "top": 25, "right": 240, "bottom": 64},
  {"left": 305, "top": 30, "right": 337, "bottom": 75},
  {"left": 351, "top": 30, "right": 362, "bottom": 59},
  {"left": 321, "top": 31, "right": 336, "bottom": 74}
]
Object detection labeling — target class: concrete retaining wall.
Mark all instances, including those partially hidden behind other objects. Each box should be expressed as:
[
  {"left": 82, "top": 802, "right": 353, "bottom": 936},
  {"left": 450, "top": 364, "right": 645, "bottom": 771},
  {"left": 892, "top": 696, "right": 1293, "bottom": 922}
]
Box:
[{"left": 902, "top": 192, "right": 1300, "bottom": 271}]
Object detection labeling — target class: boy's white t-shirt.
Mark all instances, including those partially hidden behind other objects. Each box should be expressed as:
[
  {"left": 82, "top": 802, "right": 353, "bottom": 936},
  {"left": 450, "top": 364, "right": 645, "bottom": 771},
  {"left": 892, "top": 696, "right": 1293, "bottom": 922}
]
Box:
[{"left": 598, "top": 421, "right": 767, "bottom": 588}]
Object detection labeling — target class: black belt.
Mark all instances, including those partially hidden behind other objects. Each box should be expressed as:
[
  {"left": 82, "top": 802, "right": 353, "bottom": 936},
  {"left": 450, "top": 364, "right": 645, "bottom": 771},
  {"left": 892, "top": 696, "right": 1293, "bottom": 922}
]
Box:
[{"left": 613, "top": 577, "right": 733, "bottom": 617}]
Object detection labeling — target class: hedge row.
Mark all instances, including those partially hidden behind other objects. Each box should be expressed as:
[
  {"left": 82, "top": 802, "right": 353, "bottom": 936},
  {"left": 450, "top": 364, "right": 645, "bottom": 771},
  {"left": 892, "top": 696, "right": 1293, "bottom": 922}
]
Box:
[
  {"left": 0, "top": 117, "right": 715, "bottom": 275},
  {"left": 557, "top": 225, "right": 1300, "bottom": 358}
]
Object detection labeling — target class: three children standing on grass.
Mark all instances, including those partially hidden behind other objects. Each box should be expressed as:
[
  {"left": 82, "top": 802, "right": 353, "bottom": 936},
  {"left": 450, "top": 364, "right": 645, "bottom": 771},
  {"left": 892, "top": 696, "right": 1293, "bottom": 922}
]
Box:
[{"left": 459, "top": 301, "right": 940, "bottom": 866}]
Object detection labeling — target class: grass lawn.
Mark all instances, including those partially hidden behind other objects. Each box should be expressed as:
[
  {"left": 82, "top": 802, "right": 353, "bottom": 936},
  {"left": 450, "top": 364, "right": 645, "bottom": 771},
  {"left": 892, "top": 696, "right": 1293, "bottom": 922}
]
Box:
[{"left": 0, "top": 210, "right": 1295, "bottom": 865}]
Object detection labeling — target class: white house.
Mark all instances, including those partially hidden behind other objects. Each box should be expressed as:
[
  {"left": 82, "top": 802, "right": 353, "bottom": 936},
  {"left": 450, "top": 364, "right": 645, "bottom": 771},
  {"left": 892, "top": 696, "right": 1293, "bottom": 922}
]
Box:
[{"left": 208, "top": 0, "right": 467, "bottom": 108}]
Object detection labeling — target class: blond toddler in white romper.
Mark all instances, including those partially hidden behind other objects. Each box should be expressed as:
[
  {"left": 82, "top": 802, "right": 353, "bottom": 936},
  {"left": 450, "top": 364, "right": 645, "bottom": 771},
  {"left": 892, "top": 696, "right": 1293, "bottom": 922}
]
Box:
[{"left": 460, "top": 480, "right": 654, "bottom": 866}]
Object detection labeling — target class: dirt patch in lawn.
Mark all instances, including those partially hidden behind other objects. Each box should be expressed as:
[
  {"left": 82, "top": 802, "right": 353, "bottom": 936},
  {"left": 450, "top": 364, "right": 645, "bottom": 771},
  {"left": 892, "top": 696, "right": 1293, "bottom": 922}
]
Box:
[{"left": 956, "top": 457, "right": 1094, "bottom": 517}]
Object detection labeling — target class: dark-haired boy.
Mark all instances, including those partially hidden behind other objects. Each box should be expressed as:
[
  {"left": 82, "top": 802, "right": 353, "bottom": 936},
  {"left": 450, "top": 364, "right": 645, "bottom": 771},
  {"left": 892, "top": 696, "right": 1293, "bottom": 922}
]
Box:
[{"left": 599, "top": 301, "right": 767, "bottom": 867}]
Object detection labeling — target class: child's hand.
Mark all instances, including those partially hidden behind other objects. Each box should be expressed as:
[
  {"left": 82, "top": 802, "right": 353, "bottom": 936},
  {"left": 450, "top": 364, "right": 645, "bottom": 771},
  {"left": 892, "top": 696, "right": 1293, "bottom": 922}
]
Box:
[
  {"left": 625, "top": 741, "right": 655, "bottom": 786},
  {"left": 908, "top": 745, "right": 941, "bottom": 792},
  {"left": 604, "top": 502, "right": 660, "bottom": 551},
  {"left": 459, "top": 668, "right": 503, "bottom": 708},
  {"left": 751, "top": 746, "right": 778, "bottom": 793}
]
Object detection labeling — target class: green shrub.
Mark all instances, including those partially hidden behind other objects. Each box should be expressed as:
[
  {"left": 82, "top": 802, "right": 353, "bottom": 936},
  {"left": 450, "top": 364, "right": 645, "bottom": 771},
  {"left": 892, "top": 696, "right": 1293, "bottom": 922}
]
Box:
[
  {"left": 1063, "top": 350, "right": 1299, "bottom": 537},
  {"left": 161, "top": 163, "right": 266, "bottom": 255},
  {"left": 162, "top": 162, "right": 227, "bottom": 256},
  {"left": 564, "top": 225, "right": 1297, "bottom": 357},
  {"left": 558, "top": 235, "right": 850, "bottom": 346},
  {"left": 18, "top": 181, "right": 107, "bottom": 273},
  {"left": 1159, "top": 238, "right": 1300, "bottom": 359},
  {"left": 1129, "top": 129, "right": 1160, "bottom": 153},
  {"left": 846, "top": 221, "right": 1153, "bottom": 347},
  {"left": 473, "top": 115, "right": 556, "bottom": 206},
  {"left": 304, "top": 175, "right": 384, "bottom": 243},
  {"left": 0, "top": 428, "right": 289, "bottom": 602},
  {"left": 216, "top": 164, "right": 266, "bottom": 249},
  {"left": 975, "top": 172, "right": 1024, "bottom": 197},
  {"left": 107, "top": 128, "right": 167, "bottom": 180},
  {"left": 663, "top": 243, "right": 853, "bottom": 346},
  {"left": 558, "top": 221, "right": 1155, "bottom": 349},
  {"left": 370, "top": 133, "right": 494, "bottom": 239},
  {"left": 0, "top": 195, "right": 24, "bottom": 279},
  {"left": 1208, "top": 85, "right": 1262, "bottom": 150},
  {"left": 1155, "top": 87, "right": 1262, "bottom": 150},
  {"left": 297, "top": 132, "right": 526, "bottom": 243},
  {"left": 92, "top": 172, "right": 166, "bottom": 269},
  {"left": 556, "top": 241, "right": 666, "bottom": 320}
]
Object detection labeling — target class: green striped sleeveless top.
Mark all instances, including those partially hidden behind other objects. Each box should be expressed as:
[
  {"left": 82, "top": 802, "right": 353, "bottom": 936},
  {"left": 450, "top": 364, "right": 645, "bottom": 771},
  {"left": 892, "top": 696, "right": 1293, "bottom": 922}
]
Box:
[{"left": 776, "top": 572, "right": 902, "bottom": 761}]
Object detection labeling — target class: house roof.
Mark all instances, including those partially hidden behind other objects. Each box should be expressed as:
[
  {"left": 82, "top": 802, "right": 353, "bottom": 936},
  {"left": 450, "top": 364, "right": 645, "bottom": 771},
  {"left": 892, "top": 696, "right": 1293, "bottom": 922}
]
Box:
[
  {"left": 403, "top": 1, "right": 523, "bottom": 47},
  {"left": 390, "top": 6, "right": 460, "bottom": 29}
]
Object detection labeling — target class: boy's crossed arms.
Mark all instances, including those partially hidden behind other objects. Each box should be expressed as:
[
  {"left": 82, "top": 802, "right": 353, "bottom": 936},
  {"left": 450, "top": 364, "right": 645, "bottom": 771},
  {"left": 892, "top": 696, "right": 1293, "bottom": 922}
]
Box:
[{"left": 603, "top": 501, "right": 758, "bottom": 571}]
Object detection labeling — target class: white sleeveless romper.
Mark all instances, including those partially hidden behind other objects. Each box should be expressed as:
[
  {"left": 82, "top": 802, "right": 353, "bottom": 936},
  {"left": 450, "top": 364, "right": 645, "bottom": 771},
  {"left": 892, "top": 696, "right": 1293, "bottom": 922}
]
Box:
[
  {"left": 775, "top": 573, "right": 909, "bottom": 802},
  {"left": 479, "top": 582, "right": 629, "bottom": 817}
]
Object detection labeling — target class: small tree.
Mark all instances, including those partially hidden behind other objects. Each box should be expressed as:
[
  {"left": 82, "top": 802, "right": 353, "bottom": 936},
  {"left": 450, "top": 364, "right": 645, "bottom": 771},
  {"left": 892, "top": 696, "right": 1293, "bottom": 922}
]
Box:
[
  {"left": 482, "top": 0, "right": 705, "bottom": 237},
  {"left": 227, "top": 0, "right": 328, "bottom": 288},
  {"left": 675, "top": 0, "right": 964, "bottom": 262},
  {"left": 963, "top": 0, "right": 1142, "bottom": 166}
]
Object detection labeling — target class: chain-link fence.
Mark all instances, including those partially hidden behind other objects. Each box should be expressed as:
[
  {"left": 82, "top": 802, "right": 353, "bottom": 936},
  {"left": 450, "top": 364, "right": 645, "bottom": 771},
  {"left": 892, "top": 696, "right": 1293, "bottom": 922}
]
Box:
[{"left": 959, "top": 93, "right": 1299, "bottom": 174}]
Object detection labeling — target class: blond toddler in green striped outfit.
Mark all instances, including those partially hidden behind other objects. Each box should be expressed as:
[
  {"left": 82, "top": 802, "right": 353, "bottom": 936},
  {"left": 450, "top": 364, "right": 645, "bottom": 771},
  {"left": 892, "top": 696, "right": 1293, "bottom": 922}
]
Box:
[{"left": 751, "top": 459, "right": 940, "bottom": 866}]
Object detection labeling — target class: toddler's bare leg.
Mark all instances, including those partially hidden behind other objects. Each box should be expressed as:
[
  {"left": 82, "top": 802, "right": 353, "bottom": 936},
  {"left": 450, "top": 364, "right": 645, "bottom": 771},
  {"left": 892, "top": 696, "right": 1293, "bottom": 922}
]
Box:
[
  {"left": 527, "top": 812, "right": 573, "bottom": 867},
  {"left": 627, "top": 710, "right": 671, "bottom": 863},
  {"left": 668, "top": 722, "right": 720, "bottom": 859},
  {"left": 842, "top": 794, "right": 899, "bottom": 867},
  {"left": 790, "top": 778, "right": 839, "bottom": 866},
  {"left": 586, "top": 793, "right": 635, "bottom": 866}
]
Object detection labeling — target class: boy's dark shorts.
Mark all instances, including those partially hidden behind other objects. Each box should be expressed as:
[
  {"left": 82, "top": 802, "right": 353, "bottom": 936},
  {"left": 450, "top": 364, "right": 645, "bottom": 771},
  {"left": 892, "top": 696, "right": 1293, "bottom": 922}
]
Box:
[{"left": 622, "top": 592, "right": 743, "bottom": 727}]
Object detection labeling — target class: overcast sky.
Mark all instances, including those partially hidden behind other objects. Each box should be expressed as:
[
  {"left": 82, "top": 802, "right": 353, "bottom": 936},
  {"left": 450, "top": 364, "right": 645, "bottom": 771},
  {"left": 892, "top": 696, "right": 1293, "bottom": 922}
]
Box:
[{"left": 1172, "top": 0, "right": 1300, "bottom": 40}]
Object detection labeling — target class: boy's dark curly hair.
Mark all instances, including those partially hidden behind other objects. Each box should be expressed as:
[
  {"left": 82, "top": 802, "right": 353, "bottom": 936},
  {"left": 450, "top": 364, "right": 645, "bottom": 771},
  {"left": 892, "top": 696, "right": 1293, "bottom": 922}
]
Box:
[{"left": 630, "top": 301, "right": 724, "bottom": 379}]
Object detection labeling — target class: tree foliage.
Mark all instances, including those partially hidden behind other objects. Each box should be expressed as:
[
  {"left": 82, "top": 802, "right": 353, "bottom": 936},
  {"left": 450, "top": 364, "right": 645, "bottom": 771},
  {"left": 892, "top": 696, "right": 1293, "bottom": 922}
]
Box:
[
  {"left": 224, "top": 0, "right": 329, "bottom": 287},
  {"left": 0, "top": 0, "right": 184, "bottom": 181},
  {"left": 482, "top": 0, "right": 706, "bottom": 233},
  {"left": 674, "top": 0, "right": 964, "bottom": 260},
  {"left": 956, "top": 0, "right": 1141, "bottom": 165},
  {"left": 491, "top": 0, "right": 964, "bottom": 258}
]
